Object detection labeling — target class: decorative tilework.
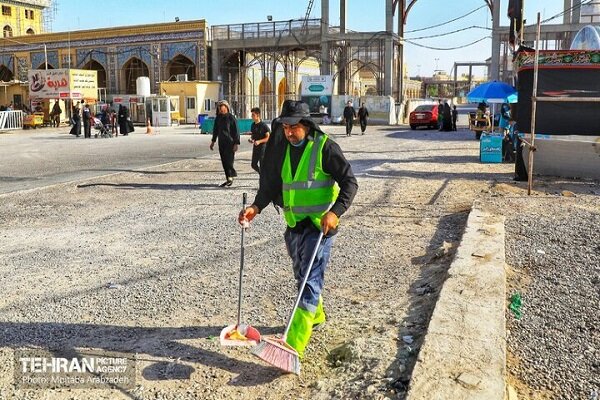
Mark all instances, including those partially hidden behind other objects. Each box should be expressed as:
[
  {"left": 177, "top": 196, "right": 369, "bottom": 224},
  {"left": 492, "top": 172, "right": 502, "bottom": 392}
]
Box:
[
  {"left": 0, "top": 31, "right": 204, "bottom": 54},
  {"left": 17, "top": 57, "right": 28, "bottom": 81},
  {"left": 160, "top": 42, "right": 197, "bottom": 64},
  {"left": 117, "top": 45, "right": 153, "bottom": 70},
  {"left": 61, "top": 55, "right": 72, "bottom": 68},
  {"left": 0, "top": 54, "right": 13, "bottom": 73},
  {"left": 76, "top": 48, "right": 108, "bottom": 69},
  {"left": 31, "top": 51, "right": 59, "bottom": 69}
]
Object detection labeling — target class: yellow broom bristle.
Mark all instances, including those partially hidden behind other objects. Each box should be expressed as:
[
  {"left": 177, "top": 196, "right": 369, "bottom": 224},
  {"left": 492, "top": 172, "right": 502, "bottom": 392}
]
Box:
[{"left": 251, "top": 337, "right": 300, "bottom": 375}]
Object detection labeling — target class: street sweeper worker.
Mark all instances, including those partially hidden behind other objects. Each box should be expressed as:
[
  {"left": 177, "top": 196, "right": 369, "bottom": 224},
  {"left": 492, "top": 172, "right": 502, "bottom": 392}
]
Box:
[{"left": 238, "top": 101, "right": 358, "bottom": 358}]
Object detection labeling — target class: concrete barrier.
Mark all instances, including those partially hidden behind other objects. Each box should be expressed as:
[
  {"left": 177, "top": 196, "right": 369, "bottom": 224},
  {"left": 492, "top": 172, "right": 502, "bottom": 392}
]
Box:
[{"left": 407, "top": 207, "right": 506, "bottom": 400}]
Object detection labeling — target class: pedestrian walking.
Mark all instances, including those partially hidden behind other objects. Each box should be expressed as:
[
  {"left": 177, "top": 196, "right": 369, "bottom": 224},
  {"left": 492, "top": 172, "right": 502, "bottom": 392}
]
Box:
[
  {"left": 238, "top": 100, "right": 358, "bottom": 359},
  {"left": 451, "top": 105, "right": 458, "bottom": 131},
  {"left": 82, "top": 103, "right": 92, "bottom": 138},
  {"left": 443, "top": 101, "right": 452, "bottom": 131},
  {"left": 69, "top": 101, "right": 81, "bottom": 137},
  {"left": 118, "top": 105, "right": 130, "bottom": 136},
  {"left": 249, "top": 107, "right": 270, "bottom": 174},
  {"left": 358, "top": 103, "right": 369, "bottom": 135},
  {"left": 210, "top": 100, "right": 240, "bottom": 187},
  {"left": 107, "top": 102, "right": 117, "bottom": 136},
  {"left": 343, "top": 100, "right": 356, "bottom": 136},
  {"left": 51, "top": 101, "right": 62, "bottom": 128},
  {"left": 437, "top": 100, "right": 444, "bottom": 131}
]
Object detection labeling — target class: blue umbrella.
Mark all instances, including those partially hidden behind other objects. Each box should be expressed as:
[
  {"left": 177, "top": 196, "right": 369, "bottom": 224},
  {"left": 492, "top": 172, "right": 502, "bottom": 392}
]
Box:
[{"left": 467, "top": 81, "right": 518, "bottom": 104}]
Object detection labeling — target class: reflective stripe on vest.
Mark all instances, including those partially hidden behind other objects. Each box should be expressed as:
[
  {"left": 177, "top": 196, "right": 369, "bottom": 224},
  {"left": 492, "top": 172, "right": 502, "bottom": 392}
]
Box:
[{"left": 281, "top": 132, "right": 339, "bottom": 229}]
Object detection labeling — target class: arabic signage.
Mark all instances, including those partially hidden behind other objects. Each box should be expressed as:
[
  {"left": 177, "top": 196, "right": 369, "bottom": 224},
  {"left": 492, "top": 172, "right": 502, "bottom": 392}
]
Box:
[
  {"left": 301, "top": 75, "right": 333, "bottom": 116},
  {"left": 300, "top": 75, "right": 333, "bottom": 96},
  {"left": 480, "top": 134, "right": 503, "bottom": 163},
  {"left": 28, "top": 69, "right": 98, "bottom": 100}
]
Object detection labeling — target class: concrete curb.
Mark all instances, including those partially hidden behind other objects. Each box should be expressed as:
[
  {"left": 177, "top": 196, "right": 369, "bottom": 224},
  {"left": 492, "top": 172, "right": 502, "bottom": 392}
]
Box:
[{"left": 407, "top": 207, "right": 506, "bottom": 400}]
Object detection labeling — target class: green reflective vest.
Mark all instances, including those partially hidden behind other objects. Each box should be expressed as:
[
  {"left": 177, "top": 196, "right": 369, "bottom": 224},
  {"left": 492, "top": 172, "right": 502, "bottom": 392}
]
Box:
[{"left": 281, "top": 132, "right": 339, "bottom": 230}]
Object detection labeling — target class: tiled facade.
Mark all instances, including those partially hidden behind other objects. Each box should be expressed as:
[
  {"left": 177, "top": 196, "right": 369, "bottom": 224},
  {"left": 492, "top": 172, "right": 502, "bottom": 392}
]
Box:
[{"left": 0, "top": 20, "right": 207, "bottom": 95}]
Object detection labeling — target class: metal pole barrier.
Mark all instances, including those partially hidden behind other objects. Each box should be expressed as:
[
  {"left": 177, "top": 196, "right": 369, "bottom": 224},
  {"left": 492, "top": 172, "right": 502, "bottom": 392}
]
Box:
[{"left": 527, "top": 13, "right": 541, "bottom": 196}]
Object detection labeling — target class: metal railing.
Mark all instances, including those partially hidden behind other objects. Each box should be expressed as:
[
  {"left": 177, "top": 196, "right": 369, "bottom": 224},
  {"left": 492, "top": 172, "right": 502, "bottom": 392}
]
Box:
[
  {"left": 0, "top": 111, "right": 24, "bottom": 131},
  {"left": 221, "top": 94, "right": 300, "bottom": 121},
  {"left": 211, "top": 19, "right": 321, "bottom": 41}
]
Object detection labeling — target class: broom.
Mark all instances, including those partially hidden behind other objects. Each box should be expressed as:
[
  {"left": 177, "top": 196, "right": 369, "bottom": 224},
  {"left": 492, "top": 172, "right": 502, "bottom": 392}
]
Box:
[
  {"left": 220, "top": 192, "right": 261, "bottom": 346},
  {"left": 251, "top": 231, "right": 324, "bottom": 375}
]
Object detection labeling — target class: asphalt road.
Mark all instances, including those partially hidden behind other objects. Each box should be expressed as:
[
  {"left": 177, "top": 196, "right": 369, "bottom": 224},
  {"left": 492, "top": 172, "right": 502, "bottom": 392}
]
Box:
[{"left": 0, "top": 125, "right": 223, "bottom": 194}]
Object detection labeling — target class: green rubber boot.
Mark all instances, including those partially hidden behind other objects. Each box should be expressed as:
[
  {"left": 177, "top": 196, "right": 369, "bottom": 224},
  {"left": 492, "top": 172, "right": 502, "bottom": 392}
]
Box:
[
  {"left": 286, "top": 307, "right": 314, "bottom": 359},
  {"left": 313, "top": 296, "right": 326, "bottom": 327}
]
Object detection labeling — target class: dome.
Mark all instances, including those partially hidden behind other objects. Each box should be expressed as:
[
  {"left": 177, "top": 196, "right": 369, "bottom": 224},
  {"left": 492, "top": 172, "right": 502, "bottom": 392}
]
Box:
[{"left": 570, "top": 25, "right": 600, "bottom": 50}]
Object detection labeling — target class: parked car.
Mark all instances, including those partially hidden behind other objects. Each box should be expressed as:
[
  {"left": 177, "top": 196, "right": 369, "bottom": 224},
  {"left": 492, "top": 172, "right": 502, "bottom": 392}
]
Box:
[{"left": 409, "top": 104, "right": 438, "bottom": 130}]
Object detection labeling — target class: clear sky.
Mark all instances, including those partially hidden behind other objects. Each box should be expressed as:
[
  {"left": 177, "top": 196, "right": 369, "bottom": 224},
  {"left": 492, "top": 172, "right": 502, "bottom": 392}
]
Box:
[{"left": 50, "top": 0, "right": 565, "bottom": 77}]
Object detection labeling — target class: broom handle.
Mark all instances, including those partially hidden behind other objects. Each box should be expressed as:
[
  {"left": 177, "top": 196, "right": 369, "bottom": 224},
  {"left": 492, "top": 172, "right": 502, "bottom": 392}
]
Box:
[
  {"left": 282, "top": 231, "right": 324, "bottom": 340},
  {"left": 237, "top": 192, "right": 247, "bottom": 326}
]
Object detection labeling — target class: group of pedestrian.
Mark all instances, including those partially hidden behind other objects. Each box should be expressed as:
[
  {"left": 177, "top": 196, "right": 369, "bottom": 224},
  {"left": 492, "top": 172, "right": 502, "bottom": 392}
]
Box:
[
  {"left": 210, "top": 99, "right": 370, "bottom": 187},
  {"left": 437, "top": 100, "right": 458, "bottom": 131},
  {"left": 68, "top": 101, "right": 132, "bottom": 138},
  {"left": 343, "top": 100, "right": 369, "bottom": 136},
  {"left": 0, "top": 102, "right": 14, "bottom": 111}
]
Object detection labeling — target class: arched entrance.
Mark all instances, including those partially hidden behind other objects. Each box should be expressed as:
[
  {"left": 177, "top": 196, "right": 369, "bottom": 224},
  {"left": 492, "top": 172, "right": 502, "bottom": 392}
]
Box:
[
  {"left": 122, "top": 57, "right": 149, "bottom": 94},
  {"left": 167, "top": 54, "right": 196, "bottom": 81},
  {"left": 3, "top": 25, "right": 12, "bottom": 37},
  {"left": 0, "top": 65, "right": 13, "bottom": 81},
  {"left": 81, "top": 60, "right": 107, "bottom": 89},
  {"left": 37, "top": 63, "right": 55, "bottom": 70},
  {"left": 26, "top": 28, "right": 34, "bottom": 35},
  {"left": 258, "top": 77, "right": 273, "bottom": 118},
  {"left": 277, "top": 77, "right": 288, "bottom": 111}
]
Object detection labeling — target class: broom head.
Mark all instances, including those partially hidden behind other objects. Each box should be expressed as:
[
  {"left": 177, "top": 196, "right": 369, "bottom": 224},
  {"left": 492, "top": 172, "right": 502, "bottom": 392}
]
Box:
[
  {"left": 220, "top": 323, "right": 261, "bottom": 347},
  {"left": 251, "top": 336, "right": 300, "bottom": 375}
]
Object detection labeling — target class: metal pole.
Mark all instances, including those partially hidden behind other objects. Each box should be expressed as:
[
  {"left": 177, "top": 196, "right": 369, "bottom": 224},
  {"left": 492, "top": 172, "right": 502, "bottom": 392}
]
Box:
[
  {"left": 44, "top": 44, "right": 48, "bottom": 70},
  {"left": 520, "top": 0, "right": 525, "bottom": 44},
  {"left": 527, "top": 13, "right": 541, "bottom": 196}
]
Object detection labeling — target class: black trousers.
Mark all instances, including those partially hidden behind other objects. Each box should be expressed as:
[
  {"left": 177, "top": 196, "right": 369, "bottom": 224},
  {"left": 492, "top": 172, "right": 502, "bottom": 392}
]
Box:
[
  {"left": 345, "top": 119, "right": 353, "bottom": 135},
  {"left": 218, "top": 142, "right": 237, "bottom": 179},
  {"left": 251, "top": 144, "right": 265, "bottom": 173},
  {"left": 83, "top": 120, "right": 91, "bottom": 138},
  {"left": 360, "top": 118, "right": 367, "bottom": 133}
]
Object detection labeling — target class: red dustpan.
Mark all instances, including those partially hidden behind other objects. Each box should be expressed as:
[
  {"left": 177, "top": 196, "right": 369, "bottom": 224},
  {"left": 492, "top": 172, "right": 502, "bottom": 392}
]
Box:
[
  {"left": 220, "top": 193, "right": 261, "bottom": 347},
  {"left": 220, "top": 323, "right": 261, "bottom": 346}
]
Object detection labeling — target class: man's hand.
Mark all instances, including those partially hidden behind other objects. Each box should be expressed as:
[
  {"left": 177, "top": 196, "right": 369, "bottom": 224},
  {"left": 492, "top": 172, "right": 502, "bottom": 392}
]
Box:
[
  {"left": 321, "top": 211, "right": 339, "bottom": 235},
  {"left": 233, "top": 144, "right": 239, "bottom": 153},
  {"left": 209, "top": 141, "right": 215, "bottom": 151},
  {"left": 238, "top": 205, "right": 259, "bottom": 226}
]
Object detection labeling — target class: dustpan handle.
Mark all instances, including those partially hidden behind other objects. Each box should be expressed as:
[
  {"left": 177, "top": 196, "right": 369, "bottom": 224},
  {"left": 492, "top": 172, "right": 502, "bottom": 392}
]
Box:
[
  {"left": 237, "top": 192, "right": 247, "bottom": 326},
  {"left": 282, "top": 230, "right": 324, "bottom": 340}
]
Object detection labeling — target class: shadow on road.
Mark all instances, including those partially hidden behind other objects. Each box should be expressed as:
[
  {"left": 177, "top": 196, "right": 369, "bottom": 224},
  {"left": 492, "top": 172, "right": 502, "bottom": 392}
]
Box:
[
  {"left": 87, "top": 169, "right": 219, "bottom": 175},
  {"left": 0, "top": 321, "right": 284, "bottom": 394},
  {"left": 76, "top": 182, "right": 257, "bottom": 191}
]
